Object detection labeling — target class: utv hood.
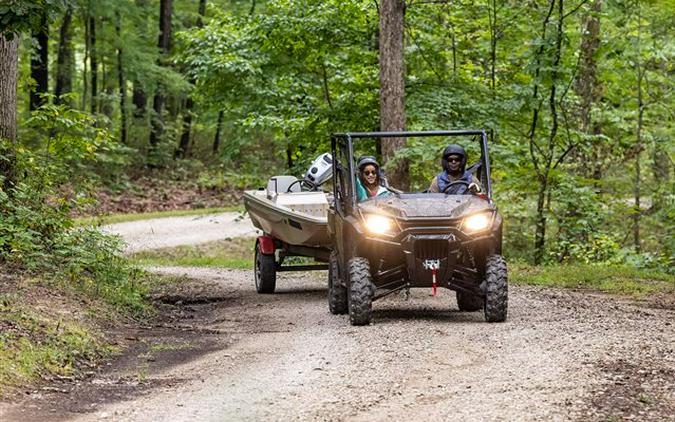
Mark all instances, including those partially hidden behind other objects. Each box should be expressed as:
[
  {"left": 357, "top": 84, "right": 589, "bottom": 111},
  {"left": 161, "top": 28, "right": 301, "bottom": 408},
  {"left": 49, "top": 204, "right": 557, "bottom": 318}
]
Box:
[{"left": 358, "top": 193, "right": 493, "bottom": 219}]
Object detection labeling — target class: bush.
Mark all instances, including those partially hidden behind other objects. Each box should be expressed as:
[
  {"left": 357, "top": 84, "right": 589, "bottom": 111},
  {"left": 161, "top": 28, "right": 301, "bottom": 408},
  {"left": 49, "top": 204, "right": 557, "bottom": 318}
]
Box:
[{"left": 0, "top": 103, "right": 149, "bottom": 315}]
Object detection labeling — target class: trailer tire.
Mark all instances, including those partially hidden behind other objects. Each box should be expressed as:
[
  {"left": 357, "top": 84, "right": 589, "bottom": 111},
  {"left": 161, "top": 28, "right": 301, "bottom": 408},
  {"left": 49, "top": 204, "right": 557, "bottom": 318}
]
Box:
[
  {"left": 483, "top": 254, "right": 508, "bottom": 322},
  {"left": 456, "top": 291, "right": 483, "bottom": 312},
  {"left": 328, "top": 250, "right": 348, "bottom": 314},
  {"left": 254, "top": 241, "right": 276, "bottom": 294},
  {"left": 348, "top": 257, "right": 374, "bottom": 326}
]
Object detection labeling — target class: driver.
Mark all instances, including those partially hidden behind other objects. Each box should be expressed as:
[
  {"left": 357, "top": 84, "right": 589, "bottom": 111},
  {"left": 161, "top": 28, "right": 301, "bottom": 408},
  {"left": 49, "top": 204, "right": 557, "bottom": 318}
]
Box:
[{"left": 428, "top": 144, "right": 482, "bottom": 194}]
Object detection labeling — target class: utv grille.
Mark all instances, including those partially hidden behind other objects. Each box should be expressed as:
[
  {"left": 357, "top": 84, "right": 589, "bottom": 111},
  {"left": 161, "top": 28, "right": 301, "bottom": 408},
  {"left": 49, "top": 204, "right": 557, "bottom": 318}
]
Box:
[
  {"left": 399, "top": 219, "right": 458, "bottom": 232},
  {"left": 414, "top": 238, "right": 450, "bottom": 261}
]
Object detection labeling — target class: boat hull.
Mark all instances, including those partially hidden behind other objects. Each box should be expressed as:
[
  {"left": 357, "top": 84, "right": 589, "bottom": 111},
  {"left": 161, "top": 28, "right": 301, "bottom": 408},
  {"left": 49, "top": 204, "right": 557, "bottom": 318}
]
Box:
[{"left": 243, "top": 190, "right": 330, "bottom": 248}]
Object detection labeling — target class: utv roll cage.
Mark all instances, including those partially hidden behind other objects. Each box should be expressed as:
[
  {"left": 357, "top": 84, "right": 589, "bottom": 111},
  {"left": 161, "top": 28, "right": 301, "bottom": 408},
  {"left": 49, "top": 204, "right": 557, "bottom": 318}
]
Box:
[{"left": 330, "top": 130, "right": 494, "bottom": 212}]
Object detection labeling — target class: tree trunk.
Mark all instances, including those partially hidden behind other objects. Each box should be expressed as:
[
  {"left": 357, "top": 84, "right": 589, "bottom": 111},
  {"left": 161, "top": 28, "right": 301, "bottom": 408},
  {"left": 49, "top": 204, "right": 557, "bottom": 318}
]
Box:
[
  {"left": 133, "top": 85, "right": 147, "bottom": 117},
  {"left": 575, "top": 0, "right": 603, "bottom": 180},
  {"left": 149, "top": 0, "right": 173, "bottom": 162},
  {"left": 176, "top": 98, "right": 193, "bottom": 159},
  {"left": 487, "top": 0, "right": 497, "bottom": 92},
  {"left": 82, "top": 10, "right": 89, "bottom": 111},
  {"left": 176, "top": 0, "right": 206, "bottom": 159},
  {"left": 379, "top": 0, "right": 408, "bottom": 190},
  {"left": 54, "top": 8, "right": 73, "bottom": 105},
  {"left": 529, "top": 0, "right": 564, "bottom": 264},
  {"left": 30, "top": 12, "right": 49, "bottom": 111},
  {"left": 534, "top": 175, "right": 548, "bottom": 265},
  {"left": 213, "top": 110, "right": 223, "bottom": 154},
  {"left": 632, "top": 5, "right": 643, "bottom": 253},
  {"left": 116, "top": 12, "right": 127, "bottom": 144},
  {"left": 100, "top": 60, "right": 115, "bottom": 118},
  {"left": 89, "top": 15, "right": 98, "bottom": 114},
  {"left": 198, "top": 0, "right": 207, "bottom": 26},
  {"left": 0, "top": 34, "right": 18, "bottom": 191}
]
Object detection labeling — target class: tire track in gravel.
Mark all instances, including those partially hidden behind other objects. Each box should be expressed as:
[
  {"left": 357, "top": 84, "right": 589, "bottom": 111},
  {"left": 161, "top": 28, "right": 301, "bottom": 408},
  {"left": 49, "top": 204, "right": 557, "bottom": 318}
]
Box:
[{"left": 65, "top": 266, "right": 675, "bottom": 421}]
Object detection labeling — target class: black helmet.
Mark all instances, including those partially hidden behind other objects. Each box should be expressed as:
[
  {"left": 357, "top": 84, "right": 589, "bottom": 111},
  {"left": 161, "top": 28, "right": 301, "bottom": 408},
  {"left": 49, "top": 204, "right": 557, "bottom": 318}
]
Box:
[
  {"left": 357, "top": 155, "right": 379, "bottom": 171},
  {"left": 441, "top": 144, "right": 467, "bottom": 173}
]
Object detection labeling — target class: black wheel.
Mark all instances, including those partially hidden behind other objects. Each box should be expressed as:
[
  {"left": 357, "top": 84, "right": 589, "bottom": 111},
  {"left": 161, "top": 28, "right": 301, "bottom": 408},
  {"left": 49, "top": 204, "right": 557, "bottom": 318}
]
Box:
[
  {"left": 483, "top": 254, "right": 508, "bottom": 322},
  {"left": 456, "top": 291, "right": 483, "bottom": 312},
  {"left": 328, "top": 250, "right": 348, "bottom": 314},
  {"left": 254, "top": 241, "right": 276, "bottom": 294},
  {"left": 348, "top": 257, "right": 374, "bottom": 326}
]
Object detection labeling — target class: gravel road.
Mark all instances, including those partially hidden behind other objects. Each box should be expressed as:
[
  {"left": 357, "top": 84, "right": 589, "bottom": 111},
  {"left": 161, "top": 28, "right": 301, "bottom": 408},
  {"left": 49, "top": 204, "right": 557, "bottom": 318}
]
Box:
[
  {"left": 65, "top": 267, "right": 673, "bottom": 422},
  {"left": 101, "top": 212, "right": 257, "bottom": 253},
  {"left": 4, "top": 214, "right": 673, "bottom": 421}
]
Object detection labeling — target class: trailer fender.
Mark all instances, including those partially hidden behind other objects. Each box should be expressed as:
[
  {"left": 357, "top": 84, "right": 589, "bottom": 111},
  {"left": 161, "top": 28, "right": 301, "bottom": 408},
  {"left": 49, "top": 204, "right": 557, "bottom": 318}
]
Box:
[{"left": 257, "top": 236, "right": 276, "bottom": 255}]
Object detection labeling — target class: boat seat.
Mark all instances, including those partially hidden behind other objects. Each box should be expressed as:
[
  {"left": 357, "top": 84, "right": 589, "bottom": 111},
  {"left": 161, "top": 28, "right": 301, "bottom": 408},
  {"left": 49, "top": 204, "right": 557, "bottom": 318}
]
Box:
[{"left": 267, "top": 175, "right": 300, "bottom": 199}]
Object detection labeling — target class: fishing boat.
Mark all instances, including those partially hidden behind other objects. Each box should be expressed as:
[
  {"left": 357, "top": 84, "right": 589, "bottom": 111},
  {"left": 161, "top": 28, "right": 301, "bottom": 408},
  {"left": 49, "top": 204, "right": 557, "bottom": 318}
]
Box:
[
  {"left": 242, "top": 175, "right": 331, "bottom": 248},
  {"left": 242, "top": 154, "right": 334, "bottom": 294}
]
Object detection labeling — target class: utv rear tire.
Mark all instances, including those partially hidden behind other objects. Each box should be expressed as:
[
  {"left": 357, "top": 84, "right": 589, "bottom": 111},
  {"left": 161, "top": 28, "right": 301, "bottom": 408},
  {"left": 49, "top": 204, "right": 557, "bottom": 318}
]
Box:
[
  {"left": 348, "top": 257, "right": 374, "bottom": 326},
  {"left": 483, "top": 254, "right": 508, "bottom": 322},
  {"left": 254, "top": 242, "right": 276, "bottom": 294},
  {"left": 328, "top": 250, "right": 348, "bottom": 314},
  {"left": 456, "top": 291, "right": 483, "bottom": 312}
]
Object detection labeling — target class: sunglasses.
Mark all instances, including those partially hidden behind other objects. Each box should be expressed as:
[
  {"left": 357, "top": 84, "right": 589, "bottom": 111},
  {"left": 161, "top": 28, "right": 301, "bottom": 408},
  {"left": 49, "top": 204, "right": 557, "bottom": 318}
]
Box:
[
  {"left": 363, "top": 170, "right": 377, "bottom": 176},
  {"left": 445, "top": 157, "right": 462, "bottom": 163}
]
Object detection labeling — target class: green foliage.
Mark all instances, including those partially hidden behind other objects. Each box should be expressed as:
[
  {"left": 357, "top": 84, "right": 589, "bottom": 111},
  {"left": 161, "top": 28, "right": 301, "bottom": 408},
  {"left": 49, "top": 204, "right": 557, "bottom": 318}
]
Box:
[
  {"left": 0, "top": 102, "right": 149, "bottom": 314},
  {"left": 0, "top": 0, "right": 64, "bottom": 36},
  {"left": 178, "top": 0, "right": 380, "bottom": 172}
]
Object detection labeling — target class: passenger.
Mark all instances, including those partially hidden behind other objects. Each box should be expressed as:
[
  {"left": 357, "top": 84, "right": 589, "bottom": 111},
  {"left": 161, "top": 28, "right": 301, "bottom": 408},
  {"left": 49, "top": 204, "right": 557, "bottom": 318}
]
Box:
[
  {"left": 428, "top": 144, "right": 482, "bottom": 194},
  {"left": 356, "top": 156, "right": 390, "bottom": 202}
]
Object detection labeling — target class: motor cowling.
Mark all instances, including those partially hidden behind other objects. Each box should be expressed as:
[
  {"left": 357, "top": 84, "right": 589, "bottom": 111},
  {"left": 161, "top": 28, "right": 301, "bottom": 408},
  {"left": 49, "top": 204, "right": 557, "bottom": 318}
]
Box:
[{"left": 303, "top": 153, "right": 333, "bottom": 189}]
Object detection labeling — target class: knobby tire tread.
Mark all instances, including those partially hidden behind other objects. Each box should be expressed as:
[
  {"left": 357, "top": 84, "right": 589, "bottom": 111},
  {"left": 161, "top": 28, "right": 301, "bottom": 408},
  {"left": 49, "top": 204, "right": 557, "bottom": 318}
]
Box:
[
  {"left": 484, "top": 254, "right": 508, "bottom": 322},
  {"left": 348, "top": 257, "right": 374, "bottom": 326},
  {"left": 328, "top": 250, "right": 348, "bottom": 314}
]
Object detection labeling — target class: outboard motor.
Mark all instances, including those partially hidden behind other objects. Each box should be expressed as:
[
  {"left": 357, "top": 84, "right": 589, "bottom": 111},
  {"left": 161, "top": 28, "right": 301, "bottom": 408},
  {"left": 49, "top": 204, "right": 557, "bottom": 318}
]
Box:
[{"left": 303, "top": 153, "right": 333, "bottom": 190}]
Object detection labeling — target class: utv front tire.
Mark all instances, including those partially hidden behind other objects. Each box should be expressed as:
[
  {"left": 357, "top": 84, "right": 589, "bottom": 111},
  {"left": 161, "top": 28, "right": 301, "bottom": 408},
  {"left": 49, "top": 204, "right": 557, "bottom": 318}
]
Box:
[
  {"left": 483, "top": 254, "right": 508, "bottom": 322},
  {"left": 328, "top": 250, "right": 348, "bottom": 314},
  {"left": 348, "top": 257, "right": 374, "bottom": 326},
  {"left": 456, "top": 291, "right": 483, "bottom": 312},
  {"left": 254, "top": 241, "right": 276, "bottom": 294}
]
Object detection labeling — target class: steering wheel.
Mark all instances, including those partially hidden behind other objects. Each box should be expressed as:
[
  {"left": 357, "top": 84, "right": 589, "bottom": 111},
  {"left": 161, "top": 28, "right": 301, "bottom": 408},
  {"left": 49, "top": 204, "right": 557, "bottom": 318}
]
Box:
[
  {"left": 286, "top": 179, "right": 306, "bottom": 193},
  {"left": 442, "top": 180, "right": 470, "bottom": 194}
]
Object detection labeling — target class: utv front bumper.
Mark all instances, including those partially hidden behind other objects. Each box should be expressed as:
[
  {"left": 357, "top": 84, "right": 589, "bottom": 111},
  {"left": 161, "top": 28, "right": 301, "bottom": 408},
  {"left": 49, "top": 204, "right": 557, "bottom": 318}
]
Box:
[{"left": 354, "top": 220, "right": 502, "bottom": 299}]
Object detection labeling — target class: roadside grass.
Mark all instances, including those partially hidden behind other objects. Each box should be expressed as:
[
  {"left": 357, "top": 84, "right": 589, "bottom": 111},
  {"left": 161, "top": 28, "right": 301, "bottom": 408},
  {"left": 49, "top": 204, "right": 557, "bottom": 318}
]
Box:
[
  {"left": 510, "top": 263, "right": 675, "bottom": 297},
  {"left": 130, "top": 238, "right": 256, "bottom": 269},
  {"left": 0, "top": 269, "right": 170, "bottom": 396},
  {"left": 0, "top": 284, "right": 115, "bottom": 394},
  {"left": 75, "top": 205, "right": 245, "bottom": 227},
  {"left": 130, "top": 237, "right": 315, "bottom": 269}
]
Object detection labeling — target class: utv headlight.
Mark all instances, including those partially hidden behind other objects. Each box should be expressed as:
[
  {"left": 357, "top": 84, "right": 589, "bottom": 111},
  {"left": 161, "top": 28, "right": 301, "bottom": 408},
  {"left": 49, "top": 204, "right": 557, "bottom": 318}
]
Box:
[
  {"left": 364, "top": 214, "right": 394, "bottom": 235},
  {"left": 463, "top": 213, "right": 492, "bottom": 232}
]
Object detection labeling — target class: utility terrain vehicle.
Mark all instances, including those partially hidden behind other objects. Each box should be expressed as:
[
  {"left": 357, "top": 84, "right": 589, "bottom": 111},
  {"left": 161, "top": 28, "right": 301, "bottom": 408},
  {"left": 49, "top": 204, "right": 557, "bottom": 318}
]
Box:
[{"left": 327, "top": 130, "right": 507, "bottom": 325}]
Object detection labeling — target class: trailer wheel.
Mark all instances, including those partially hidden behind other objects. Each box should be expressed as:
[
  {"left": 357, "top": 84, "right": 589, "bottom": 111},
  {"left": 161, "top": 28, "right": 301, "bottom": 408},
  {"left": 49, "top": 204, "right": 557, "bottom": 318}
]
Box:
[
  {"left": 483, "top": 254, "right": 508, "bottom": 322},
  {"left": 328, "top": 250, "right": 348, "bottom": 314},
  {"left": 254, "top": 241, "right": 276, "bottom": 294},
  {"left": 348, "top": 257, "right": 374, "bottom": 326},
  {"left": 456, "top": 291, "right": 483, "bottom": 312}
]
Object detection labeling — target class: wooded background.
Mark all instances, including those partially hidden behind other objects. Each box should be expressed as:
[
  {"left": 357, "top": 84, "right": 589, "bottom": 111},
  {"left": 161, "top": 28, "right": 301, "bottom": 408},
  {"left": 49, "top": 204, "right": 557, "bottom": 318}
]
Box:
[{"left": 0, "top": 0, "right": 673, "bottom": 270}]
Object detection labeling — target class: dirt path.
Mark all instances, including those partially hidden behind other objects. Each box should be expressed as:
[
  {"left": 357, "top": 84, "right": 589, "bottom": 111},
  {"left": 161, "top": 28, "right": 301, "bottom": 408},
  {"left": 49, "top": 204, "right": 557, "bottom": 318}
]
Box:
[{"left": 3, "top": 216, "right": 674, "bottom": 421}]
